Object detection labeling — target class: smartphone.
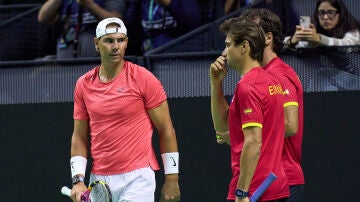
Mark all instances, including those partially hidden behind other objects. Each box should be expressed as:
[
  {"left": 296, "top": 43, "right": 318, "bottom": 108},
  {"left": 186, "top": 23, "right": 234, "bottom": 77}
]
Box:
[{"left": 299, "top": 16, "right": 310, "bottom": 28}]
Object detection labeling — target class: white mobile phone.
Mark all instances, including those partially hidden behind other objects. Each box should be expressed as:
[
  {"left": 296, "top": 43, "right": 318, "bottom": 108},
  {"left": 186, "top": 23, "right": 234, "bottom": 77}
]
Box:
[{"left": 299, "top": 16, "right": 310, "bottom": 28}]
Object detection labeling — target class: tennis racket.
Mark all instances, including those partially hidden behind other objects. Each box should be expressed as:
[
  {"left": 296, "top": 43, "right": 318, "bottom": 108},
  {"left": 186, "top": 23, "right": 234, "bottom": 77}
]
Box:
[
  {"left": 61, "top": 180, "right": 112, "bottom": 202},
  {"left": 249, "top": 172, "right": 277, "bottom": 202}
]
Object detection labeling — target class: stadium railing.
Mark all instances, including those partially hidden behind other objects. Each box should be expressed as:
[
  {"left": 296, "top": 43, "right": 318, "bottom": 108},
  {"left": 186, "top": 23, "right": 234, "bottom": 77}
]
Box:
[
  {"left": 1, "top": 1, "right": 359, "bottom": 106},
  {"left": 0, "top": 56, "right": 138, "bottom": 105},
  {"left": 144, "top": 47, "right": 360, "bottom": 97},
  {"left": 1, "top": 48, "right": 359, "bottom": 105}
]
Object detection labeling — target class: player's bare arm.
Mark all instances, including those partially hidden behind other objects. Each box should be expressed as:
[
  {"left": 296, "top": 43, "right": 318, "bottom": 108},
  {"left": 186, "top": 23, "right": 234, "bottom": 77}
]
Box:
[
  {"left": 237, "top": 126, "right": 262, "bottom": 195},
  {"left": 284, "top": 105, "right": 299, "bottom": 137},
  {"left": 148, "top": 101, "right": 180, "bottom": 202},
  {"left": 210, "top": 55, "right": 230, "bottom": 144},
  {"left": 70, "top": 119, "right": 89, "bottom": 202}
]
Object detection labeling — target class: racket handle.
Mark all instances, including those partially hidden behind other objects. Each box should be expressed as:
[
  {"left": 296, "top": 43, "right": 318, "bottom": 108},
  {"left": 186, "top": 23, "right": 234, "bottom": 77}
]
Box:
[
  {"left": 249, "top": 172, "right": 277, "bottom": 202},
  {"left": 61, "top": 186, "right": 71, "bottom": 197}
]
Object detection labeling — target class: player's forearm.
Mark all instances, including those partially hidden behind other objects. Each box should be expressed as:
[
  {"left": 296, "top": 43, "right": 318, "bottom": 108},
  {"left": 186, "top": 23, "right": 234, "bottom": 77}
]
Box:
[
  {"left": 211, "top": 82, "right": 229, "bottom": 132},
  {"left": 159, "top": 128, "right": 178, "bottom": 153},
  {"left": 70, "top": 133, "right": 89, "bottom": 157},
  {"left": 38, "top": 0, "right": 62, "bottom": 24},
  {"left": 159, "top": 129, "right": 180, "bottom": 176},
  {"left": 70, "top": 133, "right": 88, "bottom": 179},
  {"left": 238, "top": 139, "right": 261, "bottom": 190},
  {"left": 285, "top": 121, "right": 298, "bottom": 137}
]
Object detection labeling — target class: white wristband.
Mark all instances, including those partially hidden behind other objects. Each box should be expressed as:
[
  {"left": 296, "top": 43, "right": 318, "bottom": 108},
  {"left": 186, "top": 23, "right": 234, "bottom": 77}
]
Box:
[
  {"left": 161, "top": 152, "right": 179, "bottom": 174},
  {"left": 70, "top": 156, "right": 87, "bottom": 178}
]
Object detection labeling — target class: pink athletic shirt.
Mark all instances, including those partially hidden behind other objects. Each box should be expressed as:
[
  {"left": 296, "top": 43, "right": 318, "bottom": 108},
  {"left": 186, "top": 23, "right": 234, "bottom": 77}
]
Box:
[
  {"left": 264, "top": 58, "right": 305, "bottom": 186},
  {"left": 73, "top": 61, "right": 166, "bottom": 174},
  {"left": 227, "top": 67, "right": 289, "bottom": 201}
]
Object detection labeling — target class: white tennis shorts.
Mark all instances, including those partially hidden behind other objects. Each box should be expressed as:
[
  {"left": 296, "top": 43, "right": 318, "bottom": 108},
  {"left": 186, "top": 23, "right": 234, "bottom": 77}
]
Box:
[{"left": 90, "top": 166, "right": 156, "bottom": 202}]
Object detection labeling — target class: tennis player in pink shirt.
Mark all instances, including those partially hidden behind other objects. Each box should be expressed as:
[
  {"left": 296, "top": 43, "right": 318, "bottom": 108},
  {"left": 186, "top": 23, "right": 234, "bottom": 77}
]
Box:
[{"left": 68, "top": 17, "right": 180, "bottom": 202}]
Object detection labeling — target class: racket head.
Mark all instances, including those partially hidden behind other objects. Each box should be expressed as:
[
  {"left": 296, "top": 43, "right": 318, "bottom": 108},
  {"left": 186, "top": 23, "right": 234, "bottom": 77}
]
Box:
[{"left": 82, "top": 180, "right": 112, "bottom": 202}]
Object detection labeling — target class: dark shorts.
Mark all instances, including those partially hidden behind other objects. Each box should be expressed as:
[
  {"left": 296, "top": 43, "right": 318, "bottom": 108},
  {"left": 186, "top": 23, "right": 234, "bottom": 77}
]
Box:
[{"left": 287, "top": 184, "right": 305, "bottom": 202}]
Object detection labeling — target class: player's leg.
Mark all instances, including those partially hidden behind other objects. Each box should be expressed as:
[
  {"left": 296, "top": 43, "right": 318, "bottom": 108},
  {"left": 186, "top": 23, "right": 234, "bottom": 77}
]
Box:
[
  {"left": 120, "top": 166, "right": 156, "bottom": 202},
  {"left": 90, "top": 166, "right": 155, "bottom": 202},
  {"left": 89, "top": 173, "right": 124, "bottom": 201}
]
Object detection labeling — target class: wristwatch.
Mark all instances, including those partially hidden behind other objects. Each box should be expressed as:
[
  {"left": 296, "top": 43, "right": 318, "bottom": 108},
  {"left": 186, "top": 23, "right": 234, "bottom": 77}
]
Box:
[
  {"left": 72, "top": 175, "right": 85, "bottom": 185},
  {"left": 235, "top": 189, "right": 249, "bottom": 198}
]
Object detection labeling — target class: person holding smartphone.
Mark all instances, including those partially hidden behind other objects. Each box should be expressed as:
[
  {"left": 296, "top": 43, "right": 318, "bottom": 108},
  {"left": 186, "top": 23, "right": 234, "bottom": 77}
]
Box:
[{"left": 284, "top": 0, "right": 360, "bottom": 50}]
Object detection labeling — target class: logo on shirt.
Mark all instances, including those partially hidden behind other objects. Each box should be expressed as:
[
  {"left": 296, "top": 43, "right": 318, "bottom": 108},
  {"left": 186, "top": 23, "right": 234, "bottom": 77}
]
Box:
[
  {"left": 268, "top": 84, "right": 284, "bottom": 95},
  {"left": 170, "top": 157, "right": 176, "bottom": 166},
  {"left": 244, "top": 108, "right": 252, "bottom": 114},
  {"left": 283, "top": 89, "right": 290, "bottom": 95},
  {"left": 117, "top": 87, "right": 126, "bottom": 93}
]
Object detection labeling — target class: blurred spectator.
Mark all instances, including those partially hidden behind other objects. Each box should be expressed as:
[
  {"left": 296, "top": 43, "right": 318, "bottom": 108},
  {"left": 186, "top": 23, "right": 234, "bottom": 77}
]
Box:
[
  {"left": 224, "top": 0, "right": 245, "bottom": 14},
  {"left": 38, "top": 0, "right": 126, "bottom": 59},
  {"left": 284, "top": 0, "right": 360, "bottom": 50},
  {"left": 123, "top": 0, "right": 143, "bottom": 55},
  {"left": 224, "top": 0, "right": 299, "bottom": 36},
  {"left": 141, "top": 0, "right": 202, "bottom": 53}
]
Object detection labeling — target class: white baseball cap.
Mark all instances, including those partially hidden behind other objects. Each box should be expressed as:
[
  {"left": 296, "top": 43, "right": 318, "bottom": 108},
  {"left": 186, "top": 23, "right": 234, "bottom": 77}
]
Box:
[{"left": 96, "top": 17, "right": 127, "bottom": 38}]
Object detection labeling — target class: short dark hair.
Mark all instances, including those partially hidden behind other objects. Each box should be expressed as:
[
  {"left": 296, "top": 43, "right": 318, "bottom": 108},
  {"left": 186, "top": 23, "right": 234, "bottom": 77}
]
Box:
[
  {"left": 220, "top": 19, "right": 266, "bottom": 62},
  {"left": 240, "top": 8, "right": 284, "bottom": 55}
]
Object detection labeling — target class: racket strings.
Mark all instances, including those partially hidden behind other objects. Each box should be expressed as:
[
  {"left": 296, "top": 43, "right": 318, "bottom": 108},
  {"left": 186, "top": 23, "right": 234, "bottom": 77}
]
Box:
[{"left": 90, "top": 182, "right": 112, "bottom": 202}]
